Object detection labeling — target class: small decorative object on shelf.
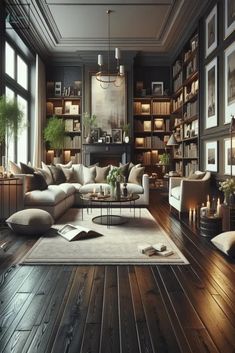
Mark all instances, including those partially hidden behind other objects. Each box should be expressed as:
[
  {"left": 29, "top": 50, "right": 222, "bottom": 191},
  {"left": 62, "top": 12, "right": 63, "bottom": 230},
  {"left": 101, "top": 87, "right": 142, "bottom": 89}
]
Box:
[{"left": 122, "top": 181, "right": 128, "bottom": 197}]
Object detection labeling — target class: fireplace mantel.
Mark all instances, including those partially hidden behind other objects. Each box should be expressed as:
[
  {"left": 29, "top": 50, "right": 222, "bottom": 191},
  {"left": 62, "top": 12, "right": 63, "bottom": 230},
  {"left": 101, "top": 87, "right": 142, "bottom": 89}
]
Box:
[{"left": 83, "top": 143, "right": 131, "bottom": 166}]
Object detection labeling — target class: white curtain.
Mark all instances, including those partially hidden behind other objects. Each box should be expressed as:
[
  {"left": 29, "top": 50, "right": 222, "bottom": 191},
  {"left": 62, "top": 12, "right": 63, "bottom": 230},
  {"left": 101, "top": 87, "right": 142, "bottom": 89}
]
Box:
[{"left": 33, "top": 54, "right": 46, "bottom": 167}]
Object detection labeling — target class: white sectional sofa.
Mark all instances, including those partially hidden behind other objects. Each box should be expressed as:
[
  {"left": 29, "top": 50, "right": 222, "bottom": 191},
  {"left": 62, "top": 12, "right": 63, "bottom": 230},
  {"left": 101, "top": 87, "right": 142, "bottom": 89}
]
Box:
[{"left": 15, "top": 163, "right": 149, "bottom": 220}]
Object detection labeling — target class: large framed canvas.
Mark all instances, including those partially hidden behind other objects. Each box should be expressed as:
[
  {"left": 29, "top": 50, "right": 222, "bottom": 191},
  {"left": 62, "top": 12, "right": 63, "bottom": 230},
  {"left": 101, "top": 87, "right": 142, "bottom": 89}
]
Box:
[
  {"left": 205, "top": 141, "right": 218, "bottom": 172},
  {"left": 225, "top": 0, "right": 235, "bottom": 38},
  {"left": 205, "top": 5, "right": 217, "bottom": 58},
  {"left": 205, "top": 57, "right": 217, "bottom": 129},
  {"left": 91, "top": 75, "right": 126, "bottom": 134},
  {"left": 224, "top": 42, "right": 235, "bottom": 124},
  {"left": 224, "top": 138, "right": 235, "bottom": 175}
]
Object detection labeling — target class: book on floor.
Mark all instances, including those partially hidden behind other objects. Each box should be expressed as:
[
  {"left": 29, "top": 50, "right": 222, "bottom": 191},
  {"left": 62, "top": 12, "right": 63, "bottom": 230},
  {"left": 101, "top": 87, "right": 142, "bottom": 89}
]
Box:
[
  {"left": 138, "top": 243, "right": 173, "bottom": 257},
  {"left": 58, "top": 224, "right": 103, "bottom": 241}
]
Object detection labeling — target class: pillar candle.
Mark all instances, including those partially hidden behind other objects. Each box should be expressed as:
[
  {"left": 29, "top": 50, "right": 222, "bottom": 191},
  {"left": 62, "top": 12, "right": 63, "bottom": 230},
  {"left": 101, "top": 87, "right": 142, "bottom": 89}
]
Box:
[
  {"left": 217, "top": 198, "right": 221, "bottom": 217},
  {"left": 115, "top": 48, "right": 120, "bottom": 59},
  {"left": 206, "top": 195, "right": 210, "bottom": 210},
  {"left": 98, "top": 54, "right": 103, "bottom": 66},
  {"left": 193, "top": 208, "right": 196, "bottom": 223},
  {"left": 119, "top": 65, "right": 125, "bottom": 76},
  {"left": 189, "top": 208, "right": 192, "bottom": 222}
]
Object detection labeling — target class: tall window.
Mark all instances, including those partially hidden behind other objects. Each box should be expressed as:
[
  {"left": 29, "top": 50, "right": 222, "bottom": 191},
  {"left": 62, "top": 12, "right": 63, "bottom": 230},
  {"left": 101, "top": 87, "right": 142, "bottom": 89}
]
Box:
[{"left": 5, "top": 40, "right": 29, "bottom": 163}]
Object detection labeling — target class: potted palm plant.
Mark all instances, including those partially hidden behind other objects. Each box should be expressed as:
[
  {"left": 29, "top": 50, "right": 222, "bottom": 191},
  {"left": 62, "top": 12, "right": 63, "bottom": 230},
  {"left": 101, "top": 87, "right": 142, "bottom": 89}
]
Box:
[
  {"left": 44, "top": 116, "right": 65, "bottom": 163},
  {"left": 0, "top": 96, "right": 24, "bottom": 170}
]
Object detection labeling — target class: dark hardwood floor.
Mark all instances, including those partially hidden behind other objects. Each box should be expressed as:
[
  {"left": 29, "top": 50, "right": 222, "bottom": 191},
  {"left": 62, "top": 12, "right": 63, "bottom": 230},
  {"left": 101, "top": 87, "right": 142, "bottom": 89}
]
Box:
[{"left": 0, "top": 189, "right": 235, "bottom": 353}]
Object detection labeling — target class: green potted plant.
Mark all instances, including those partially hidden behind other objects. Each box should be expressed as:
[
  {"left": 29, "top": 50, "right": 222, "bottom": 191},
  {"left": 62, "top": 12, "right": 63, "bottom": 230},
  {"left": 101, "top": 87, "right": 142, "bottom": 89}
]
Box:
[
  {"left": 106, "top": 167, "right": 123, "bottom": 198},
  {"left": 159, "top": 152, "right": 170, "bottom": 174},
  {"left": 44, "top": 116, "right": 65, "bottom": 163},
  {"left": 0, "top": 96, "right": 24, "bottom": 169},
  {"left": 82, "top": 112, "right": 97, "bottom": 143}
]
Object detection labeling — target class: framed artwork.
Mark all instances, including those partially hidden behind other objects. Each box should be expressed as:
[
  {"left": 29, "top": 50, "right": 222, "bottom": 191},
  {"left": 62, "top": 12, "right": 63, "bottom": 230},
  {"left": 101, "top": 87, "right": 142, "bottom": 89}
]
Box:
[
  {"left": 91, "top": 128, "right": 100, "bottom": 143},
  {"left": 141, "top": 104, "right": 151, "bottom": 115},
  {"left": 224, "top": 41, "right": 235, "bottom": 124},
  {"left": 54, "top": 81, "right": 62, "bottom": 96},
  {"left": 112, "top": 129, "right": 122, "bottom": 143},
  {"left": 91, "top": 75, "right": 126, "bottom": 133},
  {"left": 205, "top": 141, "right": 218, "bottom": 172},
  {"left": 225, "top": 0, "right": 235, "bottom": 38},
  {"left": 205, "top": 5, "right": 217, "bottom": 58},
  {"left": 224, "top": 138, "right": 235, "bottom": 175},
  {"left": 151, "top": 82, "right": 164, "bottom": 96},
  {"left": 205, "top": 57, "right": 217, "bottom": 129},
  {"left": 54, "top": 106, "right": 63, "bottom": 115}
]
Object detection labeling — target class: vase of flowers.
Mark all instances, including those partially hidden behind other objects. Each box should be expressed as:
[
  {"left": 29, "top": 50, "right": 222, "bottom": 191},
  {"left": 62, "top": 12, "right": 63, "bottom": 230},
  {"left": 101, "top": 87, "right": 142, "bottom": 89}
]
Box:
[
  {"left": 219, "top": 178, "right": 235, "bottom": 205},
  {"left": 107, "top": 167, "right": 123, "bottom": 199}
]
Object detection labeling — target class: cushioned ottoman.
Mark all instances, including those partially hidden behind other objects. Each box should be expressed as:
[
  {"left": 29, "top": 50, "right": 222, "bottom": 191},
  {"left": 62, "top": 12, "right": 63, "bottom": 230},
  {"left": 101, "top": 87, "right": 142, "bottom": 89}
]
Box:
[{"left": 6, "top": 209, "right": 54, "bottom": 235}]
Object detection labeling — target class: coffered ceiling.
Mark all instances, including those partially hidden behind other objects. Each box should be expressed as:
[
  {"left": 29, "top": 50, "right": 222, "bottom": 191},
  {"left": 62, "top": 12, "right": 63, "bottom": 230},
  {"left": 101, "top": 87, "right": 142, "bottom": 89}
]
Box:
[{"left": 6, "top": 0, "right": 208, "bottom": 61}]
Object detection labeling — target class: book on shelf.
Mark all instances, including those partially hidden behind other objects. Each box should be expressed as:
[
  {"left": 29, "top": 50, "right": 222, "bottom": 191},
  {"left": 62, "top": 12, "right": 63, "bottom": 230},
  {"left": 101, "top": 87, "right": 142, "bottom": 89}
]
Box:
[
  {"left": 143, "top": 120, "right": 151, "bottom": 131},
  {"left": 46, "top": 102, "right": 54, "bottom": 115},
  {"left": 58, "top": 224, "right": 103, "bottom": 242},
  {"left": 65, "top": 119, "right": 74, "bottom": 132}
]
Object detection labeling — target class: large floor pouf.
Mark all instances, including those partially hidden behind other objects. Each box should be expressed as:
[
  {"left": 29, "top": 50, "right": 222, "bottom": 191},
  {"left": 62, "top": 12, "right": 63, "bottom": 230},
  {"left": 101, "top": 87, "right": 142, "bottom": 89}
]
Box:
[{"left": 6, "top": 209, "right": 54, "bottom": 235}]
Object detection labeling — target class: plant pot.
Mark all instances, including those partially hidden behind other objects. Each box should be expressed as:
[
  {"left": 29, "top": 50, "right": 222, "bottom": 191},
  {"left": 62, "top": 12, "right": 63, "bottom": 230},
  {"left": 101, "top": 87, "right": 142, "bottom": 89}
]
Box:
[{"left": 86, "top": 135, "right": 92, "bottom": 144}]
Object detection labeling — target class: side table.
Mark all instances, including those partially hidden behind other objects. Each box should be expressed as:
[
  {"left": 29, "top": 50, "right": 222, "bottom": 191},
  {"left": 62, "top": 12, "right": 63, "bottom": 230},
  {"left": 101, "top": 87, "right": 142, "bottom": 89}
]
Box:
[
  {"left": 200, "top": 215, "right": 222, "bottom": 238},
  {"left": 0, "top": 177, "right": 24, "bottom": 222}
]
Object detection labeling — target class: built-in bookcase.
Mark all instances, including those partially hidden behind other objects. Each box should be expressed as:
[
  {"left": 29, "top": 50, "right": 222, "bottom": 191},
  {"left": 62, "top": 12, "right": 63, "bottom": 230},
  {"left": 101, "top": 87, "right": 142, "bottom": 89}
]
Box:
[{"left": 171, "top": 32, "right": 199, "bottom": 176}]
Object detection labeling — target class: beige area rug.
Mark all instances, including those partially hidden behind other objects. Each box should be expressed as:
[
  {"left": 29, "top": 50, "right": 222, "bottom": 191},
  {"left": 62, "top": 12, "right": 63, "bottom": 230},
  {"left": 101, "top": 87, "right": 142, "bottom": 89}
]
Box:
[{"left": 20, "top": 208, "right": 189, "bottom": 265}]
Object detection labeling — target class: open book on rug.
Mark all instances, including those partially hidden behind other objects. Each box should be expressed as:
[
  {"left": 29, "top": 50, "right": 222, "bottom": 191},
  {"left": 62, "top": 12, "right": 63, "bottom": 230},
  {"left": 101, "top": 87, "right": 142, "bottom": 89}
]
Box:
[{"left": 58, "top": 224, "right": 103, "bottom": 241}]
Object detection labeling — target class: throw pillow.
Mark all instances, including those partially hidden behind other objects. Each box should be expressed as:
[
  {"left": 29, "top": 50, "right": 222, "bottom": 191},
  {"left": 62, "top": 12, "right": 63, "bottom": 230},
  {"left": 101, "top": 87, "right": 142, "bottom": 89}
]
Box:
[
  {"left": 95, "top": 165, "right": 110, "bottom": 183},
  {"left": 118, "top": 162, "right": 130, "bottom": 180},
  {"left": 61, "top": 166, "right": 76, "bottom": 182},
  {"left": 20, "top": 162, "right": 35, "bottom": 174},
  {"left": 211, "top": 231, "right": 235, "bottom": 258},
  {"left": 83, "top": 166, "right": 96, "bottom": 184},
  {"left": 48, "top": 165, "right": 66, "bottom": 184},
  {"left": 41, "top": 162, "right": 54, "bottom": 185},
  {"left": 35, "top": 167, "right": 53, "bottom": 185},
  {"left": 188, "top": 172, "right": 206, "bottom": 180},
  {"left": 9, "top": 161, "right": 22, "bottom": 174},
  {"left": 128, "top": 166, "right": 145, "bottom": 185},
  {"left": 6, "top": 209, "right": 54, "bottom": 235},
  {"left": 25, "top": 172, "right": 48, "bottom": 192},
  {"left": 56, "top": 161, "right": 73, "bottom": 169}
]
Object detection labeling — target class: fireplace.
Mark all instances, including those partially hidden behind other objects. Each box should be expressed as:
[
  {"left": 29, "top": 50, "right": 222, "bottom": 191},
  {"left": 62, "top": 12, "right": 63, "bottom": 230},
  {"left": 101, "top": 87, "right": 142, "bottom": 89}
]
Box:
[{"left": 83, "top": 143, "right": 131, "bottom": 166}]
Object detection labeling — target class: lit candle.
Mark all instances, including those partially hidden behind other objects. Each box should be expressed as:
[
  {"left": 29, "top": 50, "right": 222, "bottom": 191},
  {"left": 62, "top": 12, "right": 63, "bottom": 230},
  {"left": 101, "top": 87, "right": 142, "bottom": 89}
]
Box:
[
  {"left": 189, "top": 208, "right": 192, "bottom": 222},
  {"left": 206, "top": 195, "right": 210, "bottom": 211},
  {"left": 98, "top": 54, "right": 103, "bottom": 66},
  {"left": 193, "top": 208, "right": 196, "bottom": 222},
  {"left": 119, "top": 65, "right": 125, "bottom": 76},
  {"left": 217, "top": 198, "right": 221, "bottom": 217},
  {"left": 115, "top": 48, "right": 120, "bottom": 59}
]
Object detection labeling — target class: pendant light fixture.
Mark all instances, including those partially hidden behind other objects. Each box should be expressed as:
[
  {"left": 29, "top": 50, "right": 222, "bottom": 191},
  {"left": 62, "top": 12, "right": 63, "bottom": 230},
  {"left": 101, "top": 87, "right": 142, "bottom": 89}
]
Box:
[{"left": 96, "top": 9, "right": 125, "bottom": 88}]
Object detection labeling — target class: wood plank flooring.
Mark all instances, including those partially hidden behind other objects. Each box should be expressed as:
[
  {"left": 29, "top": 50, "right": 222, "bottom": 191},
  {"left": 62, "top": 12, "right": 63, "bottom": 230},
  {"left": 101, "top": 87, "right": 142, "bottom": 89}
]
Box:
[{"left": 0, "top": 189, "right": 235, "bottom": 353}]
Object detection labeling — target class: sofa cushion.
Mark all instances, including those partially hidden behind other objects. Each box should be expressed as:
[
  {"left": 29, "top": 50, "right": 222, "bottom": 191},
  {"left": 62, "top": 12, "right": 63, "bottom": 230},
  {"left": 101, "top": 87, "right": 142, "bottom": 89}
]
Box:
[
  {"left": 95, "top": 165, "right": 110, "bottom": 183},
  {"left": 35, "top": 167, "right": 53, "bottom": 185},
  {"left": 73, "top": 164, "right": 83, "bottom": 184},
  {"left": 171, "top": 186, "right": 181, "bottom": 200},
  {"left": 128, "top": 166, "right": 145, "bottom": 185},
  {"left": 211, "top": 231, "right": 235, "bottom": 258},
  {"left": 59, "top": 183, "right": 76, "bottom": 196},
  {"left": 56, "top": 161, "right": 72, "bottom": 168},
  {"left": 6, "top": 209, "right": 54, "bottom": 235},
  {"left": 41, "top": 162, "right": 54, "bottom": 185},
  {"left": 118, "top": 162, "right": 130, "bottom": 180},
  {"left": 20, "top": 162, "right": 35, "bottom": 174},
  {"left": 25, "top": 185, "right": 66, "bottom": 206},
  {"left": 9, "top": 161, "right": 22, "bottom": 174},
  {"left": 79, "top": 183, "right": 108, "bottom": 194},
  {"left": 83, "top": 166, "right": 96, "bottom": 184},
  {"left": 25, "top": 172, "right": 48, "bottom": 192},
  {"left": 48, "top": 165, "right": 66, "bottom": 184},
  {"left": 188, "top": 172, "right": 206, "bottom": 180},
  {"left": 60, "top": 166, "right": 76, "bottom": 182}
]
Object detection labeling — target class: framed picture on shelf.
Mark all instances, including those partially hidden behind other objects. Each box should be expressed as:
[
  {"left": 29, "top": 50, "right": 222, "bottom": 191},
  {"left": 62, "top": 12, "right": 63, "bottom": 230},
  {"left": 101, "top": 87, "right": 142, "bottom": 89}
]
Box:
[
  {"left": 64, "top": 101, "right": 72, "bottom": 114},
  {"left": 55, "top": 81, "right": 62, "bottom": 96},
  {"left": 69, "top": 105, "right": 79, "bottom": 115},
  {"left": 54, "top": 106, "right": 63, "bottom": 115},
  {"left": 205, "top": 57, "right": 217, "bottom": 129},
  {"left": 224, "top": 41, "right": 235, "bottom": 124},
  {"left": 151, "top": 82, "right": 164, "bottom": 96},
  {"left": 205, "top": 5, "right": 217, "bottom": 58},
  {"left": 91, "top": 128, "right": 100, "bottom": 143},
  {"left": 112, "top": 129, "right": 122, "bottom": 143},
  {"left": 224, "top": 138, "right": 235, "bottom": 175},
  {"left": 225, "top": 0, "right": 235, "bottom": 38},
  {"left": 205, "top": 141, "right": 218, "bottom": 172}
]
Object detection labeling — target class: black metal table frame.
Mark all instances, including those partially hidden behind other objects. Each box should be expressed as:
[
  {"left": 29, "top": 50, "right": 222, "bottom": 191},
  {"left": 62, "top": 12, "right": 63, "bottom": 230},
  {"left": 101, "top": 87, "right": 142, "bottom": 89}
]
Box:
[{"left": 81, "top": 195, "right": 141, "bottom": 228}]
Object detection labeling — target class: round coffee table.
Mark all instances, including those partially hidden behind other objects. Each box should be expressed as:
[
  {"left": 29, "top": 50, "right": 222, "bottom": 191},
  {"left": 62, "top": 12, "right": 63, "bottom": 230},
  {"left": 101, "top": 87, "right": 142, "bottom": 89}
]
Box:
[{"left": 80, "top": 193, "right": 140, "bottom": 226}]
